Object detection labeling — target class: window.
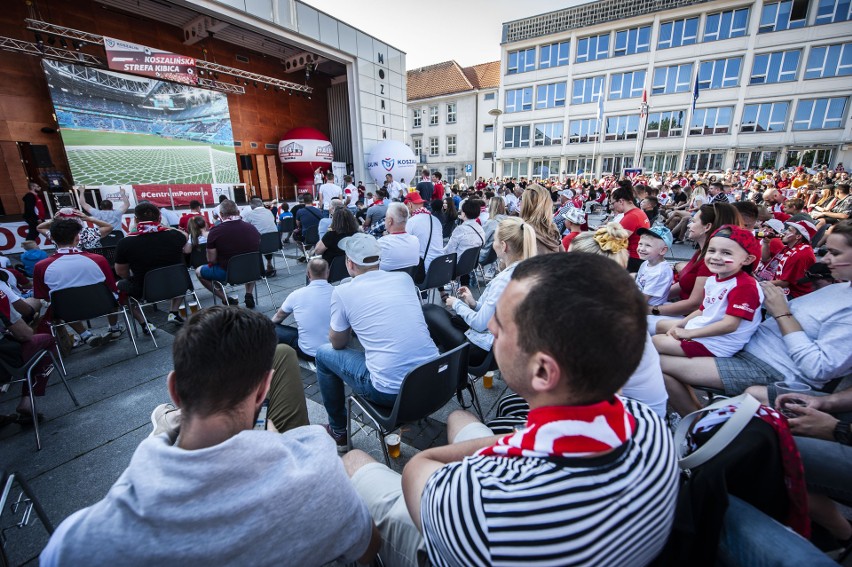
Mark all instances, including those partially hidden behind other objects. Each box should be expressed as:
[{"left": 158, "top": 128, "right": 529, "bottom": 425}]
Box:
[
  {"left": 413, "top": 109, "right": 421, "bottom": 128},
  {"left": 429, "top": 106, "right": 438, "bottom": 126},
  {"left": 652, "top": 63, "right": 693, "bottom": 95},
  {"left": 759, "top": 0, "right": 808, "bottom": 33},
  {"left": 572, "top": 76, "right": 605, "bottom": 104},
  {"left": 413, "top": 139, "right": 422, "bottom": 159},
  {"left": 539, "top": 41, "right": 570, "bottom": 68},
  {"left": 793, "top": 97, "right": 848, "bottom": 129},
  {"left": 483, "top": 152, "right": 494, "bottom": 160},
  {"left": 504, "top": 125, "right": 531, "bottom": 148},
  {"left": 505, "top": 87, "right": 533, "bottom": 113},
  {"left": 815, "top": 0, "right": 852, "bottom": 24},
  {"left": 507, "top": 48, "right": 536, "bottom": 74},
  {"left": 446, "top": 167, "right": 457, "bottom": 183},
  {"left": 735, "top": 150, "right": 779, "bottom": 169},
  {"left": 602, "top": 156, "right": 634, "bottom": 175},
  {"left": 504, "top": 159, "right": 529, "bottom": 178},
  {"left": 741, "top": 102, "right": 790, "bottom": 132},
  {"left": 483, "top": 124, "right": 494, "bottom": 133},
  {"left": 565, "top": 157, "right": 595, "bottom": 175},
  {"left": 609, "top": 70, "right": 646, "bottom": 100},
  {"left": 568, "top": 118, "right": 600, "bottom": 143},
  {"left": 658, "top": 17, "right": 699, "bottom": 49},
  {"left": 446, "top": 103, "right": 457, "bottom": 124},
  {"left": 704, "top": 8, "right": 750, "bottom": 41},
  {"left": 536, "top": 82, "right": 567, "bottom": 109},
  {"left": 532, "top": 159, "right": 560, "bottom": 178},
  {"left": 685, "top": 152, "right": 725, "bottom": 171},
  {"left": 646, "top": 110, "right": 685, "bottom": 138},
  {"left": 805, "top": 43, "right": 852, "bottom": 78},
  {"left": 614, "top": 25, "right": 651, "bottom": 56},
  {"left": 534, "top": 122, "right": 563, "bottom": 146},
  {"left": 483, "top": 92, "right": 495, "bottom": 101},
  {"left": 429, "top": 137, "right": 439, "bottom": 156},
  {"left": 642, "top": 153, "right": 680, "bottom": 173},
  {"left": 576, "top": 33, "right": 610, "bottom": 62},
  {"left": 698, "top": 57, "right": 742, "bottom": 89},
  {"left": 446, "top": 135, "right": 457, "bottom": 155},
  {"left": 605, "top": 114, "right": 640, "bottom": 141},
  {"left": 785, "top": 148, "right": 834, "bottom": 167},
  {"left": 690, "top": 106, "right": 733, "bottom": 135},
  {"left": 751, "top": 50, "right": 801, "bottom": 84}
]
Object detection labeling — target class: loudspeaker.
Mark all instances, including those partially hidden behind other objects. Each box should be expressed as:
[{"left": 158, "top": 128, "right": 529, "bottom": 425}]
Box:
[
  {"left": 239, "top": 155, "right": 253, "bottom": 170},
  {"left": 233, "top": 186, "right": 247, "bottom": 204},
  {"left": 31, "top": 145, "right": 53, "bottom": 168}
]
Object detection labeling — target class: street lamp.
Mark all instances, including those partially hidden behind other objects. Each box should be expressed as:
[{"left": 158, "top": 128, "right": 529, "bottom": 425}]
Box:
[{"left": 488, "top": 108, "right": 503, "bottom": 178}]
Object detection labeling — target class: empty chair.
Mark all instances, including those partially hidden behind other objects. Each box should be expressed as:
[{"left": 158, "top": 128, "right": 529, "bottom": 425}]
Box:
[
  {"left": 259, "top": 231, "right": 291, "bottom": 275},
  {"left": 416, "top": 252, "right": 456, "bottom": 304},
  {"left": 211, "top": 252, "right": 273, "bottom": 308},
  {"left": 347, "top": 343, "right": 469, "bottom": 465},
  {"left": 127, "top": 264, "right": 202, "bottom": 348}
]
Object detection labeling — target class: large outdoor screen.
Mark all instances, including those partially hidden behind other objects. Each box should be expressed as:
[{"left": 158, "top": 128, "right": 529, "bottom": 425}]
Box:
[{"left": 42, "top": 59, "right": 239, "bottom": 186}]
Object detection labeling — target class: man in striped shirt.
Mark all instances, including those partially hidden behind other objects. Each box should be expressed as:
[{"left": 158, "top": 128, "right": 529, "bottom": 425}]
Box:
[{"left": 343, "top": 253, "right": 679, "bottom": 566}]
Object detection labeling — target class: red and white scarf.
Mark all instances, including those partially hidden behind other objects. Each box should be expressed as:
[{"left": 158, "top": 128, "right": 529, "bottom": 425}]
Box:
[
  {"left": 411, "top": 207, "right": 431, "bottom": 216},
  {"left": 129, "top": 221, "right": 169, "bottom": 235},
  {"left": 478, "top": 398, "right": 635, "bottom": 459}
]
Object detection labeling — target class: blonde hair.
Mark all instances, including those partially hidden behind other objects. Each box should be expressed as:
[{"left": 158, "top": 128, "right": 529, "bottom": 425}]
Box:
[
  {"left": 488, "top": 196, "right": 506, "bottom": 218},
  {"left": 22, "top": 240, "right": 38, "bottom": 250},
  {"left": 691, "top": 185, "right": 706, "bottom": 200},
  {"left": 520, "top": 183, "right": 561, "bottom": 243},
  {"left": 569, "top": 222, "right": 629, "bottom": 268},
  {"left": 495, "top": 217, "right": 537, "bottom": 260}
]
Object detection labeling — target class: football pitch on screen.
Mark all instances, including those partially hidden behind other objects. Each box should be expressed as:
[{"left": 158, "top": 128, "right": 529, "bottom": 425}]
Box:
[{"left": 61, "top": 130, "right": 240, "bottom": 186}]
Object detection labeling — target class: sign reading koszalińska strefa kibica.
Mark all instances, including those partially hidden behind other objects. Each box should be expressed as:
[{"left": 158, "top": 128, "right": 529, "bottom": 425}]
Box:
[{"left": 103, "top": 37, "right": 198, "bottom": 85}]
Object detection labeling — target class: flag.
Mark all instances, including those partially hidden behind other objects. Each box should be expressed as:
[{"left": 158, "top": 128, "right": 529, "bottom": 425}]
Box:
[
  {"left": 640, "top": 89, "right": 648, "bottom": 118},
  {"left": 692, "top": 79, "right": 700, "bottom": 112},
  {"left": 597, "top": 92, "right": 605, "bottom": 121}
]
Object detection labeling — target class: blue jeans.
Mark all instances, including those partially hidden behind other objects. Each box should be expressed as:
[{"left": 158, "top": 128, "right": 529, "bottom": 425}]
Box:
[
  {"left": 275, "top": 325, "right": 313, "bottom": 361},
  {"left": 315, "top": 344, "right": 397, "bottom": 433},
  {"left": 199, "top": 264, "right": 227, "bottom": 282}
]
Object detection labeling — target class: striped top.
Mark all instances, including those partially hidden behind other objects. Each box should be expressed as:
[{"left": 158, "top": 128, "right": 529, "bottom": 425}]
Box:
[{"left": 420, "top": 398, "right": 678, "bottom": 567}]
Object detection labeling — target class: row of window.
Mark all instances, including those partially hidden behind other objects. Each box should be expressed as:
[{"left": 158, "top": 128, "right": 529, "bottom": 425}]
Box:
[
  {"left": 500, "top": 96, "right": 847, "bottom": 148},
  {"left": 412, "top": 135, "right": 458, "bottom": 157},
  {"left": 506, "top": 0, "right": 850, "bottom": 72},
  {"left": 504, "top": 42, "right": 851, "bottom": 112},
  {"left": 412, "top": 102, "right": 457, "bottom": 128}
]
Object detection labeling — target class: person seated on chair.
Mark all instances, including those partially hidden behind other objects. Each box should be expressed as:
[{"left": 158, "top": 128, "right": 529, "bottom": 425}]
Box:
[
  {"left": 178, "top": 200, "right": 203, "bottom": 232},
  {"left": 293, "top": 194, "right": 323, "bottom": 262},
  {"left": 404, "top": 191, "right": 443, "bottom": 273},
  {"left": 315, "top": 233, "right": 439, "bottom": 452},
  {"left": 378, "top": 203, "right": 420, "bottom": 272},
  {"left": 441, "top": 198, "right": 486, "bottom": 286},
  {"left": 270, "top": 258, "right": 333, "bottom": 361},
  {"left": 422, "top": 217, "right": 537, "bottom": 368},
  {"left": 313, "top": 207, "right": 360, "bottom": 266},
  {"left": 318, "top": 198, "right": 343, "bottom": 241},
  {"left": 195, "top": 200, "right": 262, "bottom": 309},
  {"left": 340, "top": 253, "right": 678, "bottom": 567},
  {"left": 33, "top": 219, "right": 122, "bottom": 347},
  {"left": 242, "top": 197, "right": 279, "bottom": 277},
  {"left": 0, "top": 286, "right": 57, "bottom": 425},
  {"left": 74, "top": 185, "right": 130, "bottom": 237},
  {"left": 277, "top": 202, "right": 293, "bottom": 244},
  {"left": 362, "top": 188, "right": 390, "bottom": 236},
  {"left": 115, "top": 203, "right": 189, "bottom": 328},
  {"left": 40, "top": 307, "right": 379, "bottom": 566},
  {"left": 37, "top": 208, "right": 113, "bottom": 251}
]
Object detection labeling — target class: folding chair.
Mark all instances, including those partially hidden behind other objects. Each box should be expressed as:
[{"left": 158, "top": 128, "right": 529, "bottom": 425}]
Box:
[
  {"left": 458, "top": 349, "right": 498, "bottom": 421},
  {"left": 453, "top": 247, "right": 481, "bottom": 293},
  {"left": 278, "top": 216, "right": 295, "bottom": 245},
  {"left": 416, "top": 253, "right": 456, "bottom": 304},
  {"left": 327, "top": 255, "right": 350, "bottom": 284},
  {"left": 301, "top": 225, "right": 320, "bottom": 258},
  {"left": 0, "top": 348, "right": 78, "bottom": 450},
  {"left": 85, "top": 246, "right": 118, "bottom": 267},
  {"left": 390, "top": 265, "right": 419, "bottom": 280},
  {"left": 0, "top": 470, "right": 54, "bottom": 565},
  {"left": 211, "top": 252, "right": 274, "bottom": 307},
  {"left": 475, "top": 245, "right": 498, "bottom": 284},
  {"left": 259, "top": 231, "right": 291, "bottom": 275},
  {"left": 347, "top": 343, "right": 469, "bottom": 466},
  {"left": 189, "top": 243, "right": 208, "bottom": 269},
  {"left": 49, "top": 283, "right": 138, "bottom": 374},
  {"left": 127, "top": 264, "right": 202, "bottom": 348}
]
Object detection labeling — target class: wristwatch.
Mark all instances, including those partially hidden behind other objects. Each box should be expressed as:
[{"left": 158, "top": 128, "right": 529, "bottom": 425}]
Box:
[
  {"left": 834, "top": 420, "right": 852, "bottom": 446},
  {"left": 651, "top": 306, "right": 661, "bottom": 316}
]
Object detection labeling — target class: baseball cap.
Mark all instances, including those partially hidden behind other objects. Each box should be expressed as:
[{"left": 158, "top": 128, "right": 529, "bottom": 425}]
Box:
[
  {"left": 637, "top": 226, "right": 674, "bottom": 249},
  {"left": 763, "top": 219, "right": 785, "bottom": 234},
  {"left": 558, "top": 189, "right": 575, "bottom": 199},
  {"left": 338, "top": 233, "right": 381, "bottom": 266},
  {"left": 797, "top": 262, "right": 834, "bottom": 285},
  {"left": 710, "top": 224, "right": 761, "bottom": 261},
  {"left": 786, "top": 220, "right": 818, "bottom": 242},
  {"left": 403, "top": 191, "right": 424, "bottom": 204},
  {"left": 561, "top": 207, "right": 585, "bottom": 225}
]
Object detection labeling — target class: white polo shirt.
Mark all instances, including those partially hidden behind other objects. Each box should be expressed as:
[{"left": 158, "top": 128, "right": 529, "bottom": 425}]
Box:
[
  {"left": 406, "top": 212, "right": 443, "bottom": 269},
  {"left": 378, "top": 233, "right": 420, "bottom": 271},
  {"left": 280, "top": 280, "right": 334, "bottom": 357},
  {"left": 318, "top": 183, "right": 343, "bottom": 210}
]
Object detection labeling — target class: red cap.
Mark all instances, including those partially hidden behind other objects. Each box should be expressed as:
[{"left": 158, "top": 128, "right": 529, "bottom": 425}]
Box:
[
  {"left": 404, "top": 192, "right": 424, "bottom": 204},
  {"left": 710, "top": 224, "right": 761, "bottom": 261},
  {"left": 786, "top": 220, "right": 817, "bottom": 242}
]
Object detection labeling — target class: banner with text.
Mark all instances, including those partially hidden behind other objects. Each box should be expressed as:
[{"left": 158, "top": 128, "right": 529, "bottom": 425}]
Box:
[
  {"left": 130, "top": 184, "right": 233, "bottom": 207},
  {"left": 103, "top": 37, "right": 197, "bottom": 85}
]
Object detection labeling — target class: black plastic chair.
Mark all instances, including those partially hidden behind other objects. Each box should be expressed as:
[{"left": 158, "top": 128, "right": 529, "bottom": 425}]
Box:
[
  {"left": 302, "top": 224, "right": 320, "bottom": 254},
  {"left": 49, "top": 283, "right": 138, "bottom": 374},
  {"left": 278, "top": 216, "right": 295, "bottom": 239},
  {"left": 259, "top": 231, "right": 291, "bottom": 275},
  {"left": 327, "top": 255, "right": 350, "bottom": 284},
  {"left": 0, "top": 349, "right": 78, "bottom": 450},
  {"left": 416, "top": 253, "right": 456, "bottom": 304},
  {"left": 85, "top": 246, "right": 118, "bottom": 266},
  {"left": 211, "top": 252, "right": 273, "bottom": 307},
  {"left": 189, "top": 243, "right": 207, "bottom": 269},
  {"left": 0, "top": 469, "right": 55, "bottom": 565},
  {"left": 128, "top": 264, "right": 202, "bottom": 348},
  {"left": 391, "top": 265, "right": 419, "bottom": 280},
  {"left": 476, "top": 244, "right": 498, "bottom": 283},
  {"left": 460, "top": 349, "right": 498, "bottom": 421},
  {"left": 347, "top": 343, "right": 469, "bottom": 465},
  {"left": 454, "top": 247, "right": 481, "bottom": 292}
]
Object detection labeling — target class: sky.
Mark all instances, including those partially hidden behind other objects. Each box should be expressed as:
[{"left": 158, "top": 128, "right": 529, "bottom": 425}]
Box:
[{"left": 302, "top": 0, "right": 587, "bottom": 69}]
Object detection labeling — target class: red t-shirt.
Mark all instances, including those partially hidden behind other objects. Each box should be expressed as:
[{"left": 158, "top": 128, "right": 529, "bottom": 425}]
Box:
[
  {"left": 562, "top": 231, "right": 580, "bottom": 251},
  {"left": 777, "top": 244, "right": 816, "bottom": 298},
  {"left": 179, "top": 212, "right": 202, "bottom": 231},
  {"left": 618, "top": 207, "right": 651, "bottom": 259},
  {"left": 678, "top": 250, "right": 713, "bottom": 301}
]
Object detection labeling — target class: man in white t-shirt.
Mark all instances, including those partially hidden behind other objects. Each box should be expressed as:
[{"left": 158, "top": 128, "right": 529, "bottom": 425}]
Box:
[
  {"left": 385, "top": 173, "right": 403, "bottom": 202},
  {"left": 315, "top": 233, "right": 439, "bottom": 451},
  {"left": 404, "top": 191, "right": 442, "bottom": 271},
  {"left": 271, "top": 258, "right": 333, "bottom": 360},
  {"left": 378, "top": 203, "right": 420, "bottom": 271},
  {"left": 342, "top": 175, "right": 358, "bottom": 212},
  {"left": 318, "top": 173, "right": 343, "bottom": 212}
]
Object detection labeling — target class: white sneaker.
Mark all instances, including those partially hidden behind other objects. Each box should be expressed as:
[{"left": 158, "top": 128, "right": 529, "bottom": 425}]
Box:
[
  {"left": 150, "top": 403, "right": 181, "bottom": 441},
  {"left": 141, "top": 323, "right": 157, "bottom": 336}
]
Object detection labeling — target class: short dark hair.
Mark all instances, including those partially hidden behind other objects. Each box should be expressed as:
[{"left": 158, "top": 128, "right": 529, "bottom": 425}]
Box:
[
  {"left": 733, "top": 200, "right": 758, "bottom": 221},
  {"left": 50, "top": 218, "right": 83, "bottom": 246},
  {"left": 511, "top": 254, "right": 647, "bottom": 402},
  {"left": 172, "top": 307, "right": 277, "bottom": 417},
  {"left": 189, "top": 200, "right": 202, "bottom": 210},
  {"left": 99, "top": 200, "right": 114, "bottom": 211},
  {"left": 433, "top": 171, "right": 442, "bottom": 180},
  {"left": 837, "top": 183, "right": 850, "bottom": 195},
  {"left": 461, "top": 198, "right": 482, "bottom": 219},
  {"left": 611, "top": 185, "right": 635, "bottom": 204},
  {"left": 134, "top": 202, "right": 161, "bottom": 222}
]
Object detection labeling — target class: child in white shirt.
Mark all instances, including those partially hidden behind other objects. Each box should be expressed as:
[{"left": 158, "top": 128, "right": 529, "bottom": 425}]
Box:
[{"left": 635, "top": 227, "right": 674, "bottom": 306}]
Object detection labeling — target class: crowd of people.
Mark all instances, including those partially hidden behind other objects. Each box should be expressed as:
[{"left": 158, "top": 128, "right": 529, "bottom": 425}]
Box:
[{"left": 2, "top": 162, "right": 850, "bottom": 566}]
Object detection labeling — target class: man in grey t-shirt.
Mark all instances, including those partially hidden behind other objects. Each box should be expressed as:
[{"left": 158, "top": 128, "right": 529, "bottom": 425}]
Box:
[{"left": 75, "top": 185, "right": 130, "bottom": 235}]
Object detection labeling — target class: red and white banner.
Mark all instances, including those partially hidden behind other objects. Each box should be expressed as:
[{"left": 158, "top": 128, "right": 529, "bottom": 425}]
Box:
[
  {"left": 103, "top": 36, "right": 197, "bottom": 85},
  {"left": 131, "top": 184, "right": 232, "bottom": 207}
]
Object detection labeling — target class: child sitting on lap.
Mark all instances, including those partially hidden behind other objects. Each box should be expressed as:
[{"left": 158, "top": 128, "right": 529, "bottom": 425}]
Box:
[{"left": 635, "top": 226, "right": 674, "bottom": 306}]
